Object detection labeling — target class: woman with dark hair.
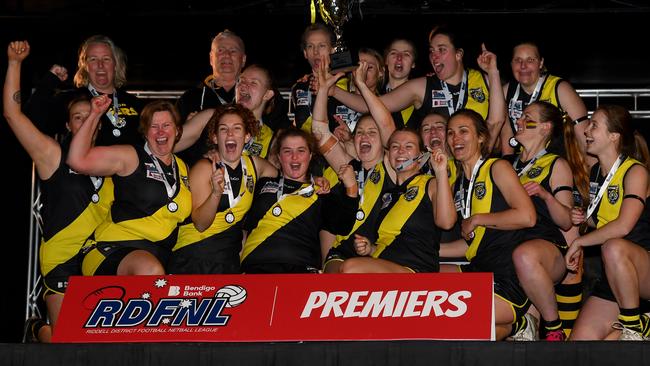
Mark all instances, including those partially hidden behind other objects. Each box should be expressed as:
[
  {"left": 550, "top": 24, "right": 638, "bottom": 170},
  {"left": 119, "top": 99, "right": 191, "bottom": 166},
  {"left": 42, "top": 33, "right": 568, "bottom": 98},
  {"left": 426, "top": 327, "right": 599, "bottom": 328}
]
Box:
[
  {"left": 508, "top": 101, "right": 575, "bottom": 341},
  {"left": 329, "top": 25, "right": 505, "bottom": 138},
  {"left": 240, "top": 128, "right": 359, "bottom": 273},
  {"left": 440, "top": 109, "right": 537, "bottom": 340},
  {"left": 67, "top": 98, "right": 191, "bottom": 277},
  {"left": 4, "top": 41, "right": 113, "bottom": 342},
  {"left": 566, "top": 105, "right": 650, "bottom": 341},
  {"left": 169, "top": 104, "right": 280, "bottom": 274},
  {"left": 382, "top": 38, "right": 417, "bottom": 129}
]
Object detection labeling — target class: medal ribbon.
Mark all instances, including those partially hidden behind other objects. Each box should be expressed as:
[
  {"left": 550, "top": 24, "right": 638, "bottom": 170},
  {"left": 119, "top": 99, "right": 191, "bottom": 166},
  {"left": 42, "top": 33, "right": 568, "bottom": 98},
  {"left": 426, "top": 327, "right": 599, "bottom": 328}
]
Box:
[
  {"left": 440, "top": 70, "right": 468, "bottom": 117},
  {"left": 221, "top": 157, "right": 248, "bottom": 209},
  {"left": 88, "top": 85, "right": 124, "bottom": 128},
  {"left": 276, "top": 175, "right": 315, "bottom": 205},
  {"left": 513, "top": 149, "right": 547, "bottom": 177},
  {"left": 586, "top": 155, "right": 625, "bottom": 219},
  {"left": 460, "top": 157, "right": 485, "bottom": 219},
  {"left": 510, "top": 74, "right": 546, "bottom": 129},
  {"left": 144, "top": 143, "right": 178, "bottom": 201}
]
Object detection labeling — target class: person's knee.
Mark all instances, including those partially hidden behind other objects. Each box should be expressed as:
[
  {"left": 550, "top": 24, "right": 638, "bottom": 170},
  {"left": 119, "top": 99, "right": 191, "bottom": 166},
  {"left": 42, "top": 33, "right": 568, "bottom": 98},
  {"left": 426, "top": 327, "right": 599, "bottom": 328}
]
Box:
[
  {"left": 339, "top": 257, "right": 364, "bottom": 273},
  {"left": 602, "top": 238, "right": 628, "bottom": 265},
  {"left": 513, "top": 243, "right": 538, "bottom": 272},
  {"left": 118, "top": 251, "right": 165, "bottom": 276}
]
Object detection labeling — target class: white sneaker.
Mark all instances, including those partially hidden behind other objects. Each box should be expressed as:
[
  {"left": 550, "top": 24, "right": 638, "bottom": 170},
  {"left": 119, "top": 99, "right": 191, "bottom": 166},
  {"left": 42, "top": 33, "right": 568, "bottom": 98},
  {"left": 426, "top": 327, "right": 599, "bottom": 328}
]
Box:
[
  {"left": 509, "top": 314, "right": 539, "bottom": 341},
  {"left": 612, "top": 322, "right": 649, "bottom": 341}
]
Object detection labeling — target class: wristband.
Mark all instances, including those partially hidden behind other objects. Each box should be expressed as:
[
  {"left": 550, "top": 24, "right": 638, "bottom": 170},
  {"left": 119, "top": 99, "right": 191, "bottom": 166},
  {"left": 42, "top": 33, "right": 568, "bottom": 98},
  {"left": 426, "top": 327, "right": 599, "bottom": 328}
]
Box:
[
  {"left": 573, "top": 115, "right": 589, "bottom": 125},
  {"left": 318, "top": 135, "right": 339, "bottom": 155}
]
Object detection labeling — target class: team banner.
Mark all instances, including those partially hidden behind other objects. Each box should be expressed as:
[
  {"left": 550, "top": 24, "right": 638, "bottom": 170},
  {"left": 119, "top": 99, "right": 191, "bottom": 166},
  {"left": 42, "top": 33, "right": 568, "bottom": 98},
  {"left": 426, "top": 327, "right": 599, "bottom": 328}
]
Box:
[{"left": 53, "top": 273, "right": 494, "bottom": 342}]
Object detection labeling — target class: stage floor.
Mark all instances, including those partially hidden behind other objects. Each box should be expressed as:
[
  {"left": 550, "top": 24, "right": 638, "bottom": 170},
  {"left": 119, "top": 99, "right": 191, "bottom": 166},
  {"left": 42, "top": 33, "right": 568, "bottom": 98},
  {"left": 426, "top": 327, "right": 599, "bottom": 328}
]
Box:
[{"left": 2, "top": 341, "right": 648, "bottom": 366}]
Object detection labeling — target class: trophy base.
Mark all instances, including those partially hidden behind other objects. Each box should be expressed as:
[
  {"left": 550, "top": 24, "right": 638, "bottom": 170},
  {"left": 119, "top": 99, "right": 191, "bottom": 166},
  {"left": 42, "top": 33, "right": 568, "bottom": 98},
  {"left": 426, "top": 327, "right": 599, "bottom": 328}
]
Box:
[{"left": 330, "top": 49, "right": 357, "bottom": 74}]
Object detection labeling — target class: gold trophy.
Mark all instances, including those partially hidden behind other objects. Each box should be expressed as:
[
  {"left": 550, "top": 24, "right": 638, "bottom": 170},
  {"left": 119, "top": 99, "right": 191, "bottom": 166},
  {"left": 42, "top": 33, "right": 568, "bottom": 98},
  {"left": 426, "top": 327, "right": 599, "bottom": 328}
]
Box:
[{"left": 318, "top": 0, "right": 356, "bottom": 73}]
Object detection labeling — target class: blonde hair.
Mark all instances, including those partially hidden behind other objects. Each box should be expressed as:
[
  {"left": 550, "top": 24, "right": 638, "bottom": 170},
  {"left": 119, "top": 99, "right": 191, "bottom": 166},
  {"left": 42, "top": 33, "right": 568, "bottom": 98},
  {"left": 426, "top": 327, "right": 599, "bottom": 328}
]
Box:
[{"left": 74, "top": 35, "right": 127, "bottom": 88}]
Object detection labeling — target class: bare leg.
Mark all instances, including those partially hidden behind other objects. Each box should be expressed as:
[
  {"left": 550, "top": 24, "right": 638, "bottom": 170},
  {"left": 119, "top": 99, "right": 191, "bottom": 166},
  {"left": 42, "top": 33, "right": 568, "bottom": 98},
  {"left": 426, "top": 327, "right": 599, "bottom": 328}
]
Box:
[
  {"left": 513, "top": 239, "right": 565, "bottom": 322},
  {"left": 602, "top": 239, "right": 650, "bottom": 309},
  {"left": 117, "top": 250, "right": 165, "bottom": 276},
  {"left": 569, "top": 296, "right": 618, "bottom": 340},
  {"left": 494, "top": 295, "right": 517, "bottom": 340},
  {"left": 339, "top": 257, "right": 413, "bottom": 273}
]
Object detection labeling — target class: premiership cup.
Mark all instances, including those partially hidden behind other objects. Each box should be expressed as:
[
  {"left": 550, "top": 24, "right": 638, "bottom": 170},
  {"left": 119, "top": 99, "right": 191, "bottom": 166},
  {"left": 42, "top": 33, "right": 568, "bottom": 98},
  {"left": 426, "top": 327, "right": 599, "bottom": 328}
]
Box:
[{"left": 319, "top": 0, "right": 356, "bottom": 73}]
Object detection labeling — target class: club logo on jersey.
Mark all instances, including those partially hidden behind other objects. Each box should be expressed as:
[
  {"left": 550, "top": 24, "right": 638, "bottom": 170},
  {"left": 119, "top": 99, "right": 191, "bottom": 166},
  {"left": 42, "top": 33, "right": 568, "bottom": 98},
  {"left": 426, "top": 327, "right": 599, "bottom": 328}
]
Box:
[
  {"left": 474, "top": 182, "right": 486, "bottom": 200},
  {"left": 246, "top": 142, "right": 263, "bottom": 156},
  {"left": 246, "top": 175, "right": 254, "bottom": 193},
  {"left": 404, "top": 186, "right": 419, "bottom": 201},
  {"left": 369, "top": 170, "right": 381, "bottom": 184},
  {"left": 381, "top": 192, "right": 393, "bottom": 209},
  {"left": 82, "top": 281, "right": 247, "bottom": 330},
  {"left": 181, "top": 175, "right": 190, "bottom": 189},
  {"left": 527, "top": 167, "right": 543, "bottom": 179},
  {"left": 469, "top": 88, "right": 486, "bottom": 103},
  {"left": 607, "top": 185, "right": 620, "bottom": 204}
]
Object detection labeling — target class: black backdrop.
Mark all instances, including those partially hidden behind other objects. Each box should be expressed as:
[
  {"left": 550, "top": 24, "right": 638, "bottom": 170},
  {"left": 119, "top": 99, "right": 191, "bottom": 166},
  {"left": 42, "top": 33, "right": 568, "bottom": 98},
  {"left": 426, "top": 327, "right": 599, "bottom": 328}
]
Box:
[{"left": 1, "top": 7, "right": 649, "bottom": 342}]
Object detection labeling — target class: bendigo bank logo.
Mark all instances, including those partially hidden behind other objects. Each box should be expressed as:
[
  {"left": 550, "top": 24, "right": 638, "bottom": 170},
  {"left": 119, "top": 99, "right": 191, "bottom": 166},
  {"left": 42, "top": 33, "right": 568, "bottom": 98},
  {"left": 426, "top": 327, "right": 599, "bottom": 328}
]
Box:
[
  {"left": 300, "top": 290, "right": 472, "bottom": 318},
  {"left": 82, "top": 281, "right": 247, "bottom": 328}
]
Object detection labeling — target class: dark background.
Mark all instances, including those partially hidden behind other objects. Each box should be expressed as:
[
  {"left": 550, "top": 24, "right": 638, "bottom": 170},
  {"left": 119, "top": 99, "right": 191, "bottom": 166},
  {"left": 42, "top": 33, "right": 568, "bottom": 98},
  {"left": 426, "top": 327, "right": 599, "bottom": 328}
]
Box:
[{"left": 1, "top": 0, "right": 649, "bottom": 342}]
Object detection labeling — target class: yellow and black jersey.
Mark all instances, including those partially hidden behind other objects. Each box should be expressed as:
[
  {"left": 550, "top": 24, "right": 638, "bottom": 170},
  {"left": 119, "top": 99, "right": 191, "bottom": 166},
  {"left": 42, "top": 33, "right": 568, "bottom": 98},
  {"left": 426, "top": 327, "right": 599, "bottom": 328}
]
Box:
[
  {"left": 244, "top": 121, "right": 274, "bottom": 159},
  {"left": 411, "top": 68, "right": 489, "bottom": 130},
  {"left": 39, "top": 149, "right": 114, "bottom": 293},
  {"left": 372, "top": 174, "right": 439, "bottom": 272},
  {"left": 508, "top": 152, "right": 566, "bottom": 245},
  {"left": 453, "top": 158, "right": 523, "bottom": 275},
  {"left": 506, "top": 74, "right": 562, "bottom": 135},
  {"left": 241, "top": 176, "right": 358, "bottom": 272},
  {"left": 325, "top": 160, "right": 396, "bottom": 262},
  {"left": 94, "top": 145, "right": 192, "bottom": 249},
  {"left": 588, "top": 157, "right": 650, "bottom": 249},
  {"left": 420, "top": 158, "right": 458, "bottom": 188},
  {"left": 169, "top": 155, "right": 258, "bottom": 274},
  {"left": 383, "top": 84, "right": 416, "bottom": 129},
  {"left": 292, "top": 77, "right": 361, "bottom": 133}
]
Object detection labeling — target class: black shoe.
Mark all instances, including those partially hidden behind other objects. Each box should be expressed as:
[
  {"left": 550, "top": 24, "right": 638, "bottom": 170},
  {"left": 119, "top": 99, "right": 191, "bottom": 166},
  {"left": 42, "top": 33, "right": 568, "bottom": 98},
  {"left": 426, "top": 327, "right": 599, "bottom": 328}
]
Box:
[{"left": 22, "top": 317, "right": 46, "bottom": 343}]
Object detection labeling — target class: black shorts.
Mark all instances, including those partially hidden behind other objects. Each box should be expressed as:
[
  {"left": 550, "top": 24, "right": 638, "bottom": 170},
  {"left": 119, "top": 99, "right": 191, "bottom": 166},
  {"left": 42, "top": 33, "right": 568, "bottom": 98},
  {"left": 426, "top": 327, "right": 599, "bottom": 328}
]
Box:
[
  {"left": 242, "top": 263, "right": 321, "bottom": 274},
  {"left": 43, "top": 252, "right": 83, "bottom": 295},
  {"left": 82, "top": 241, "right": 170, "bottom": 276},
  {"left": 461, "top": 262, "right": 531, "bottom": 320},
  {"left": 167, "top": 241, "right": 240, "bottom": 275}
]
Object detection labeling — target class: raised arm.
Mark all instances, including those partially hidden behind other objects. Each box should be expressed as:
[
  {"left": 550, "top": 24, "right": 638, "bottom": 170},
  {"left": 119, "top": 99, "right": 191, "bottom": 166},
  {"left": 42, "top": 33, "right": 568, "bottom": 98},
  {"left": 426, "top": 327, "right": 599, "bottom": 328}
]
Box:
[
  {"left": 478, "top": 43, "right": 507, "bottom": 152},
  {"left": 499, "top": 82, "right": 515, "bottom": 155},
  {"left": 174, "top": 108, "right": 215, "bottom": 152},
  {"left": 428, "top": 149, "right": 456, "bottom": 230},
  {"left": 353, "top": 61, "right": 396, "bottom": 148},
  {"left": 67, "top": 94, "right": 137, "bottom": 176},
  {"left": 331, "top": 75, "right": 426, "bottom": 114},
  {"left": 3, "top": 41, "right": 61, "bottom": 180},
  {"left": 312, "top": 56, "right": 352, "bottom": 170}
]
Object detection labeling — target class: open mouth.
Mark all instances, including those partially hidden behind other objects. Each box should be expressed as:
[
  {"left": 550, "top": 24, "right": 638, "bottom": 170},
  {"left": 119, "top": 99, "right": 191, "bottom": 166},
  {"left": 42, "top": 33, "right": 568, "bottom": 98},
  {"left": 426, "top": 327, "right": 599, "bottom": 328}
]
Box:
[
  {"left": 224, "top": 140, "right": 238, "bottom": 153},
  {"left": 358, "top": 141, "right": 372, "bottom": 154},
  {"left": 433, "top": 62, "right": 443, "bottom": 75},
  {"left": 429, "top": 137, "right": 442, "bottom": 149}
]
